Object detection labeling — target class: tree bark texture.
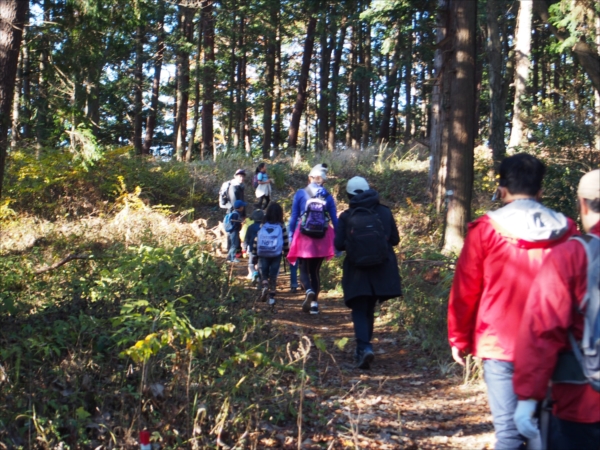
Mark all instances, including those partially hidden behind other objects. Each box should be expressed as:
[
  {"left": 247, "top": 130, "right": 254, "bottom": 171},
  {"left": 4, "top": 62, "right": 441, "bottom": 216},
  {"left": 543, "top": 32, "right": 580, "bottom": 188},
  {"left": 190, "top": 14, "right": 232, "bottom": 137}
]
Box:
[
  {"left": 288, "top": 15, "right": 317, "bottom": 149},
  {"left": 175, "top": 6, "right": 194, "bottom": 161},
  {"left": 133, "top": 25, "right": 145, "bottom": 154},
  {"left": 328, "top": 21, "right": 346, "bottom": 151},
  {"left": 443, "top": 0, "right": 477, "bottom": 252},
  {"left": 186, "top": 13, "right": 203, "bottom": 162},
  {"left": 362, "top": 23, "right": 371, "bottom": 149},
  {"left": 404, "top": 17, "right": 413, "bottom": 144},
  {"left": 486, "top": 0, "right": 508, "bottom": 166},
  {"left": 0, "top": 0, "right": 28, "bottom": 200},
  {"left": 379, "top": 29, "right": 401, "bottom": 143},
  {"left": 143, "top": 4, "right": 166, "bottom": 156},
  {"left": 507, "top": 0, "right": 532, "bottom": 151},
  {"left": 201, "top": 0, "right": 215, "bottom": 160},
  {"left": 261, "top": 0, "right": 278, "bottom": 159}
]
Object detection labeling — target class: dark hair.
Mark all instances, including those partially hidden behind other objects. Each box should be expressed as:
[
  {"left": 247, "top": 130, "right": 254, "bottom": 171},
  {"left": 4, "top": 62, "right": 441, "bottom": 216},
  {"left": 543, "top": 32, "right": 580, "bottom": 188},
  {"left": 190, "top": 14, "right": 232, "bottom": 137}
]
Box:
[
  {"left": 585, "top": 198, "right": 600, "bottom": 213},
  {"left": 264, "top": 202, "right": 284, "bottom": 224},
  {"left": 498, "top": 153, "right": 546, "bottom": 196},
  {"left": 255, "top": 162, "right": 266, "bottom": 174}
]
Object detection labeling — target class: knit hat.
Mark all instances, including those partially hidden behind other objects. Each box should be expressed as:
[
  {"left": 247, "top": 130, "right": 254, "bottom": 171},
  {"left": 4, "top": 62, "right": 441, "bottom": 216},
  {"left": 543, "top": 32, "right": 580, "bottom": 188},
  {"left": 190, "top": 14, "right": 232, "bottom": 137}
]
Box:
[
  {"left": 346, "top": 176, "right": 370, "bottom": 195},
  {"left": 577, "top": 169, "right": 600, "bottom": 200},
  {"left": 250, "top": 209, "right": 264, "bottom": 222},
  {"left": 309, "top": 163, "right": 328, "bottom": 180}
]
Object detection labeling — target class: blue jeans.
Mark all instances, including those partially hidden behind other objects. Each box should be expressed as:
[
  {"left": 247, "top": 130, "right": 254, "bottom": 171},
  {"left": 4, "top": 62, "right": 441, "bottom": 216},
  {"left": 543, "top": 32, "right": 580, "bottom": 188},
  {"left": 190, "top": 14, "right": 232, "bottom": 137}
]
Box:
[
  {"left": 483, "top": 359, "right": 541, "bottom": 449},
  {"left": 260, "top": 256, "right": 281, "bottom": 290},
  {"left": 349, "top": 296, "right": 378, "bottom": 354},
  {"left": 227, "top": 232, "right": 240, "bottom": 261},
  {"left": 290, "top": 261, "right": 298, "bottom": 288},
  {"left": 549, "top": 415, "right": 600, "bottom": 450}
]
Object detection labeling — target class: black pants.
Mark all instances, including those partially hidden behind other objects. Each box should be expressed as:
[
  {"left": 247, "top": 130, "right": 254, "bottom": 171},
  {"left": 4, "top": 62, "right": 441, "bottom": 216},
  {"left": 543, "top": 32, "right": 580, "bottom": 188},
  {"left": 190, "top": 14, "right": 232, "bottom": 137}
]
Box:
[
  {"left": 348, "top": 296, "right": 378, "bottom": 354},
  {"left": 549, "top": 415, "right": 600, "bottom": 450},
  {"left": 299, "top": 257, "right": 324, "bottom": 298},
  {"left": 257, "top": 195, "right": 270, "bottom": 210}
]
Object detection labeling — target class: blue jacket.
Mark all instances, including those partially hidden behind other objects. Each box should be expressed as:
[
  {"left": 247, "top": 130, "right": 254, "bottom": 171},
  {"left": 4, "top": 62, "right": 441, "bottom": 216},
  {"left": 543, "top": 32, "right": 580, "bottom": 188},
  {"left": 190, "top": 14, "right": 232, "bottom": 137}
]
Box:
[
  {"left": 244, "top": 222, "right": 261, "bottom": 251},
  {"left": 288, "top": 183, "right": 338, "bottom": 237}
]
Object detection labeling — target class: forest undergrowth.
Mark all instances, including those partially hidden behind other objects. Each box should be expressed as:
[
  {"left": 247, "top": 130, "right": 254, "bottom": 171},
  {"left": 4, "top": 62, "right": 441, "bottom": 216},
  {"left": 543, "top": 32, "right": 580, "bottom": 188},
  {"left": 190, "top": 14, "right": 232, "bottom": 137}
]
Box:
[{"left": 0, "top": 144, "right": 594, "bottom": 448}]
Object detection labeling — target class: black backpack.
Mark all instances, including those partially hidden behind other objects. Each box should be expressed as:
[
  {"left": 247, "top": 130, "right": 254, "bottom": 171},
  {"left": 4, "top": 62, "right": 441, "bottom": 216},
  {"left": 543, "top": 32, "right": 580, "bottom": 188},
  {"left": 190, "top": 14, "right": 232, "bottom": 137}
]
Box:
[{"left": 345, "top": 206, "right": 389, "bottom": 268}]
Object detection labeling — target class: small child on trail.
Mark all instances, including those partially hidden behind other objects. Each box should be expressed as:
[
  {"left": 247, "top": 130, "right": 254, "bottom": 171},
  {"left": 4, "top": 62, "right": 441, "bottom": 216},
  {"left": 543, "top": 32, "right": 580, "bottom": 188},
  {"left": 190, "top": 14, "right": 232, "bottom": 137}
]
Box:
[
  {"left": 244, "top": 209, "right": 264, "bottom": 282},
  {"left": 252, "top": 202, "right": 289, "bottom": 307},
  {"left": 225, "top": 200, "right": 246, "bottom": 263},
  {"left": 254, "top": 163, "right": 272, "bottom": 210}
]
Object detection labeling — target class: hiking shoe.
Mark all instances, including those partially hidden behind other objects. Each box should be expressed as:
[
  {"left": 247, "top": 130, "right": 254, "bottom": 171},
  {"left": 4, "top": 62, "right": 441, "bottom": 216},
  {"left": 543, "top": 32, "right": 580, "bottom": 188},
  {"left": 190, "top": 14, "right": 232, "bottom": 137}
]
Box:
[
  {"left": 357, "top": 349, "right": 375, "bottom": 370},
  {"left": 302, "top": 290, "right": 315, "bottom": 313},
  {"left": 309, "top": 301, "right": 319, "bottom": 315},
  {"left": 228, "top": 258, "right": 241, "bottom": 263},
  {"left": 259, "top": 287, "right": 268, "bottom": 302},
  {"left": 268, "top": 297, "right": 276, "bottom": 306},
  {"left": 252, "top": 272, "right": 260, "bottom": 284}
]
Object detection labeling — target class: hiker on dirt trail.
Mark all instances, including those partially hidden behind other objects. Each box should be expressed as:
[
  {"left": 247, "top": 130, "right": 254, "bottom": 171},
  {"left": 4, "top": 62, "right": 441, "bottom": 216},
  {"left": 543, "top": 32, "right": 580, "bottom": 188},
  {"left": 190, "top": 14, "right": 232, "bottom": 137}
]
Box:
[
  {"left": 225, "top": 200, "right": 247, "bottom": 263},
  {"left": 447, "top": 153, "right": 578, "bottom": 450},
  {"left": 252, "top": 202, "right": 290, "bottom": 307},
  {"left": 219, "top": 169, "right": 247, "bottom": 215},
  {"left": 334, "top": 176, "right": 402, "bottom": 370},
  {"left": 243, "top": 209, "right": 264, "bottom": 282},
  {"left": 254, "top": 163, "right": 272, "bottom": 210},
  {"left": 287, "top": 163, "right": 338, "bottom": 315},
  {"left": 513, "top": 169, "right": 600, "bottom": 450}
]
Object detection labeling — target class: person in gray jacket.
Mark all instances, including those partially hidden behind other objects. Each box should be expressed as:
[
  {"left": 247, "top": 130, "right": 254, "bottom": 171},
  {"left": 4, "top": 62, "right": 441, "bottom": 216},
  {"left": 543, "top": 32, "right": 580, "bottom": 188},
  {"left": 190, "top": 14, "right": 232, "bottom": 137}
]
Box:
[{"left": 334, "top": 176, "right": 402, "bottom": 369}]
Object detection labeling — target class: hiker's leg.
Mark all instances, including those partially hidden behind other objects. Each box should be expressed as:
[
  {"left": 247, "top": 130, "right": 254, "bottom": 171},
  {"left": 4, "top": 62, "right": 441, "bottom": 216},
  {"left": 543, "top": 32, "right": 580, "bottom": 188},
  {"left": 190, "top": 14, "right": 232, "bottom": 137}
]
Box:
[
  {"left": 290, "top": 261, "right": 298, "bottom": 289},
  {"left": 259, "top": 257, "right": 270, "bottom": 282},
  {"left": 483, "top": 359, "right": 525, "bottom": 450},
  {"left": 549, "top": 415, "right": 600, "bottom": 450},
  {"left": 308, "top": 258, "right": 324, "bottom": 298},
  {"left": 366, "top": 298, "right": 378, "bottom": 343},
  {"left": 268, "top": 256, "right": 281, "bottom": 292},
  {"left": 227, "top": 233, "right": 237, "bottom": 261},
  {"left": 263, "top": 195, "right": 270, "bottom": 209},
  {"left": 299, "top": 258, "right": 312, "bottom": 292},
  {"left": 349, "top": 297, "right": 373, "bottom": 354}
]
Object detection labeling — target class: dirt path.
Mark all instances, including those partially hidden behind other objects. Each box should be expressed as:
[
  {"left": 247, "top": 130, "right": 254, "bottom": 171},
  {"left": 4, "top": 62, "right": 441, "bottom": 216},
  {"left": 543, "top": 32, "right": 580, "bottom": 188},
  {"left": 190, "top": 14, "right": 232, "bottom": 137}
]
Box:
[{"left": 231, "top": 260, "right": 495, "bottom": 449}]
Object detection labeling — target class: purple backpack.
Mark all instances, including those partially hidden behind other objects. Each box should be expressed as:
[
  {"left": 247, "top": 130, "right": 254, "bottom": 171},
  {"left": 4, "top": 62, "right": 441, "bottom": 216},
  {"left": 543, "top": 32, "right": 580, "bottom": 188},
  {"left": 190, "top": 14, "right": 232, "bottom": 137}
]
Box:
[{"left": 300, "top": 188, "right": 329, "bottom": 238}]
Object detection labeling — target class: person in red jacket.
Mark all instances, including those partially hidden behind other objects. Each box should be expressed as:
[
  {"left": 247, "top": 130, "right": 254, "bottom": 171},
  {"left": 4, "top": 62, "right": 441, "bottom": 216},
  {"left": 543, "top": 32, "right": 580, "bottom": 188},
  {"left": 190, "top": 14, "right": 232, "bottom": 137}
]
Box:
[
  {"left": 513, "top": 169, "right": 600, "bottom": 450},
  {"left": 448, "top": 153, "right": 578, "bottom": 449}
]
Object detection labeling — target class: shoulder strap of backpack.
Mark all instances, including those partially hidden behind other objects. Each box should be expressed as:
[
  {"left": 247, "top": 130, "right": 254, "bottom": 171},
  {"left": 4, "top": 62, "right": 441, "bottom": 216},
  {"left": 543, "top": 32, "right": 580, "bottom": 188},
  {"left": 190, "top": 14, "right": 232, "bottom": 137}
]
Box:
[{"left": 569, "top": 234, "right": 600, "bottom": 358}]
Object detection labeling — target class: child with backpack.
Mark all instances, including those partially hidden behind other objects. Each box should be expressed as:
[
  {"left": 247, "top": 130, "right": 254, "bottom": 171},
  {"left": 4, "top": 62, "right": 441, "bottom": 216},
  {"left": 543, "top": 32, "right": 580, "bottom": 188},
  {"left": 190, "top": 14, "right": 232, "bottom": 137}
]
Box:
[
  {"left": 513, "top": 169, "right": 600, "bottom": 449},
  {"left": 287, "top": 163, "right": 338, "bottom": 315},
  {"left": 224, "top": 200, "right": 246, "bottom": 263},
  {"left": 254, "top": 163, "right": 272, "bottom": 210},
  {"left": 334, "top": 176, "right": 402, "bottom": 369},
  {"left": 244, "top": 209, "right": 264, "bottom": 283},
  {"left": 251, "top": 202, "right": 289, "bottom": 306}
]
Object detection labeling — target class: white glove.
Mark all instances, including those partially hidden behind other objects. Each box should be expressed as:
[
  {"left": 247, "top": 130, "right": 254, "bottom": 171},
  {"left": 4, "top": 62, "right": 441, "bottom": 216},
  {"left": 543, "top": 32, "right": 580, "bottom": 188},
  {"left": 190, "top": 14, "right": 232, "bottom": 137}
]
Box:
[{"left": 513, "top": 399, "right": 540, "bottom": 440}]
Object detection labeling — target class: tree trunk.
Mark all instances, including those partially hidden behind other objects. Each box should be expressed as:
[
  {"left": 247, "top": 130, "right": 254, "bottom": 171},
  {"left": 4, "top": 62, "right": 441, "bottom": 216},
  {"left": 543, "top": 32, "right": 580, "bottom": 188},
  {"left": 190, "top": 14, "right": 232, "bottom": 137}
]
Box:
[
  {"left": 273, "top": 19, "right": 282, "bottom": 154},
  {"left": 0, "top": 0, "right": 27, "bottom": 200},
  {"left": 261, "top": 0, "right": 278, "bottom": 159},
  {"left": 533, "top": 0, "right": 600, "bottom": 95},
  {"left": 346, "top": 26, "right": 356, "bottom": 148},
  {"left": 133, "top": 25, "right": 145, "bottom": 154},
  {"left": 429, "top": 0, "right": 450, "bottom": 213},
  {"left": 486, "top": 0, "right": 508, "bottom": 166},
  {"left": 201, "top": 0, "right": 215, "bottom": 160},
  {"left": 328, "top": 21, "right": 346, "bottom": 151},
  {"left": 175, "top": 6, "right": 194, "bottom": 161},
  {"left": 379, "top": 28, "right": 401, "bottom": 143},
  {"left": 288, "top": 15, "right": 318, "bottom": 149},
  {"left": 443, "top": 0, "right": 477, "bottom": 252},
  {"left": 186, "top": 13, "right": 203, "bottom": 162},
  {"left": 11, "top": 47, "right": 22, "bottom": 148},
  {"left": 36, "top": 0, "right": 50, "bottom": 153},
  {"left": 22, "top": 41, "right": 30, "bottom": 139},
  {"left": 507, "top": 0, "right": 532, "bottom": 151},
  {"left": 404, "top": 18, "right": 413, "bottom": 144},
  {"left": 361, "top": 23, "right": 371, "bottom": 149},
  {"left": 143, "top": 4, "right": 166, "bottom": 156},
  {"left": 317, "top": 12, "right": 333, "bottom": 152}
]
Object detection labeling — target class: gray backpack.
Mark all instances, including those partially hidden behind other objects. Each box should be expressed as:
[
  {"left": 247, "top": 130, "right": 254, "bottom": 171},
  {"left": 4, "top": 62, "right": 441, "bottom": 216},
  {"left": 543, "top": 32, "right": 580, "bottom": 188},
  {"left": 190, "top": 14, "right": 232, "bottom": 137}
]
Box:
[{"left": 552, "top": 234, "right": 600, "bottom": 392}]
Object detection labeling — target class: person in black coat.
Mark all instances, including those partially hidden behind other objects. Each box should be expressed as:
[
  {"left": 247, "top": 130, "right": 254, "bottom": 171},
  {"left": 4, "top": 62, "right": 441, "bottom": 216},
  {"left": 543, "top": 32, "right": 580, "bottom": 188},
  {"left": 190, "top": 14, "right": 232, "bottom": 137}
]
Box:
[{"left": 334, "top": 176, "right": 402, "bottom": 369}]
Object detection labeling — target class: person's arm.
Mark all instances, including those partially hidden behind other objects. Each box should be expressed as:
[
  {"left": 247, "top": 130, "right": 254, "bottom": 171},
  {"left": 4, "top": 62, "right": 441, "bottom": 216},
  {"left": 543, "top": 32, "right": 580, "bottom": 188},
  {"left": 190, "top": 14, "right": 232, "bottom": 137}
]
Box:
[
  {"left": 447, "top": 222, "right": 486, "bottom": 363},
  {"left": 334, "top": 212, "right": 347, "bottom": 251},
  {"left": 513, "top": 248, "right": 578, "bottom": 401},
  {"left": 288, "top": 191, "right": 303, "bottom": 236},
  {"left": 282, "top": 225, "right": 290, "bottom": 254},
  {"left": 326, "top": 194, "right": 338, "bottom": 229},
  {"left": 386, "top": 207, "right": 400, "bottom": 246}
]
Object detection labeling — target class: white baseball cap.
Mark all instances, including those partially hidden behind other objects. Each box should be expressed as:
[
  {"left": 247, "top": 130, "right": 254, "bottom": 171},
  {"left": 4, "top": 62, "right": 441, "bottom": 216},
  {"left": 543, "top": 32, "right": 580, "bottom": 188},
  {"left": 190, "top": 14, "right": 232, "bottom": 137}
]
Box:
[{"left": 346, "top": 176, "right": 370, "bottom": 195}]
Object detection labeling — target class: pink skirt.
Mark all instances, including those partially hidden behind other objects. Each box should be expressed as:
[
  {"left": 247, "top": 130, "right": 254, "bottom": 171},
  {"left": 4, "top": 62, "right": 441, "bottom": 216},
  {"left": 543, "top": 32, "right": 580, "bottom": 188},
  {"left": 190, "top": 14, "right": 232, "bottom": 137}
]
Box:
[{"left": 287, "top": 225, "right": 335, "bottom": 265}]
